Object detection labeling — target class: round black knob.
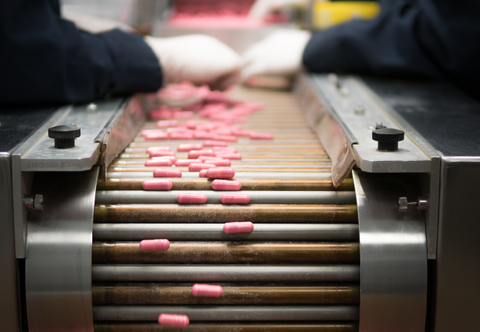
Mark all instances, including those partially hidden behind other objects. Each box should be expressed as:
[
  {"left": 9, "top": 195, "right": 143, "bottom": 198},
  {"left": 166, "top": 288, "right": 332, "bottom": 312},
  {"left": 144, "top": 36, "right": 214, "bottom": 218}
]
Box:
[
  {"left": 372, "top": 128, "right": 404, "bottom": 151},
  {"left": 48, "top": 125, "right": 81, "bottom": 149}
]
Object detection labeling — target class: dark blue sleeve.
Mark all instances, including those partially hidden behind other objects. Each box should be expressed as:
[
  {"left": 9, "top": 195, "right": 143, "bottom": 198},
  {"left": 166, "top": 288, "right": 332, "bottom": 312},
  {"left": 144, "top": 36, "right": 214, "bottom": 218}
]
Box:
[
  {"left": 303, "top": 0, "right": 480, "bottom": 100},
  {"left": 0, "top": 0, "right": 163, "bottom": 106}
]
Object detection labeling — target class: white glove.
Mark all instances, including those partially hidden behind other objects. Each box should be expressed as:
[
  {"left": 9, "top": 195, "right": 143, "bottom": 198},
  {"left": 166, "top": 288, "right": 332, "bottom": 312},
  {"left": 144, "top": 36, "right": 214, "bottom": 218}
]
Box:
[
  {"left": 145, "top": 35, "right": 241, "bottom": 91},
  {"left": 249, "top": 0, "right": 309, "bottom": 21},
  {"left": 241, "top": 29, "right": 311, "bottom": 81},
  {"left": 62, "top": 12, "right": 135, "bottom": 34}
]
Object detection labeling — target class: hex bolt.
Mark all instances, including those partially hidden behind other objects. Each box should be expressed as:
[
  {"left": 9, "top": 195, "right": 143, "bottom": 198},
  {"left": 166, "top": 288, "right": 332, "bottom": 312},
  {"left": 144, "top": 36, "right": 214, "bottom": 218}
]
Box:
[{"left": 48, "top": 124, "right": 81, "bottom": 149}]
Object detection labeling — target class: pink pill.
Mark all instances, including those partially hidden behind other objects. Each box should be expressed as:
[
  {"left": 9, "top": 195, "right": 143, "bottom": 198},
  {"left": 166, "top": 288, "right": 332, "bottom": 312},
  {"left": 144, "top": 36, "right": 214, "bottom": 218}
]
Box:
[
  {"left": 143, "top": 179, "right": 173, "bottom": 191},
  {"left": 158, "top": 314, "right": 189, "bottom": 327},
  {"left": 149, "top": 150, "right": 176, "bottom": 157},
  {"left": 188, "top": 150, "right": 215, "bottom": 159},
  {"left": 189, "top": 163, "right": 216, "bottom": 172},
  {"left": 152, "top": 155, "right": 177, "bottom": 163},
  {"left": 205, "top": 168, "right": 235, "bottom": 179},
  {"left": 166, "top": 127, "right": 188, "bottom": 133},
  {"left": 212, "top": 180, "right": 241, "bottom": 191},
  {"left": 203, "top": 140, "right": 228, "bottom": 147},
  {"left": 208, "top": 159, "right": 231, "bottom": 166},
  {"left": 156, "top": 120, "right": 179, "bottom": 128},
  {"left": 215, "top": 153, "right": 242, "bottom": 160},
  {"left": 146, "top": 146, "right": 172, "bottom": 153},
  {"left": 213, "top": 147, "right": 237, "bottom": 153},
  {"left": 194, "top": 131, "right": 216, "bottom": 139},
  {"left": 145, "top": 132, "right": 169, "bottom": 140},
  {"left": 154, "top": 169, "right": 182, "bottom": 178},
  {"left": 145, "top": 159, "right": 173, "bottom": 167},
  {"left": 250, "top": 132, "right": 274, "bottom": 140},
  {"left": 214, "top": 135, "right": 237, "bottom": 142},
  {"left": 178, "top": 144, "right": 203, "bottom": 152},
  {"left": 192, "top": 284, "right": 223, "bottom": 297},
  {"left": 170, "top": 132, "right": 194, "bottom": 140},
  {"left": 223, "top": 221, "right": 254, "bottom": 234},
  {"left": 175, "top": 159, "right": 199, "bottom": 167},
  {"left": 199, "top": 170, "right": 208, "bottom": 177},
  {"left": 197, "top": 156, "right": 224, "bottom": 162},
  {"left": 139, "top": 239, "right": 170, "bottom": 251},
  {"left": 221, "top": 194, "right": 250, "bottom": 204},
  {"left": 177, "top": 193, "right": 207, "bottom": 204}
]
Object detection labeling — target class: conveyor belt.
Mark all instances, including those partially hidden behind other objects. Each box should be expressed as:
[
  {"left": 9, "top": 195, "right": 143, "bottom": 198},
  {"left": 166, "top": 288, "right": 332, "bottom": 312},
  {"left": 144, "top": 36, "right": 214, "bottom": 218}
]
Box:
[{"left": 93, "top": 87, "right": 359, "bottom": 331}]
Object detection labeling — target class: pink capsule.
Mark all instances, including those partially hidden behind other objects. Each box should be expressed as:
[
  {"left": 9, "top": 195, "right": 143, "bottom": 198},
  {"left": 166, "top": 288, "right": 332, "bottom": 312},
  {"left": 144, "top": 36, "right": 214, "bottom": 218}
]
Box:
[
  {"left": 158, "top": 314, "right": 189, "bottom": 327},
  {"left": 207, "top": 159, "right": 231, "bottom": 166},
  {"left": 223, "top": 221, "right": 254, "bottom": 234},
  {"left": 145, "top": 132, "right": 169, "bottom": 140},
  {"left": 193, "top": 131, "right": 216, "bottom": 139},
  {"left": 203, "top": 140, "right": 228, "bottom": 147},
  {"left": 250, "top": 132, "right": 274, "bottom": 140},
  {"left": 145, "top": 159, "right": 173, "bottom": 167},
  {"left": 166, "top": 127, "right": 188, "bottom": 133},
  {"left": 156, "top": 120, "right": 179, "bottom": 128},
  {"left": 215, "top": 153, "right": 242, "bottom": 160},
  {"left": 152, "top": 155, "right": 177, "bottom": 163},
  {"left": 199, "top": 169, "right": 208, "bottom": 177},
  {"left": 149, "top": 150, "right": 176, "bottom": 158},
  {"left": 178, "top": 144, "right": 203, "bottom": 152},
  {"left": 177, "top": 193, "right": 207, "bottom": 204},
  {"left": 188, "top": 150, "right": 215, "bottom": 159},
  {"left": 221, "top": 194, "right": 250, "bottom": 205},
  {"left": 214, "top": 135, "right": 237, "bottom": 142},
  {"left": 189, "top": 163, "right": 216, "bottom": 172},
  {"left": 175, "top": 159, "right": 199, "bottom": 167},
  {"left": 170, "top": 132, "right": 194, "bottom": 140},
  {"left": 213, "top": 147, "right": 237, "bottom": 153},
  {"left": 212, "top": 180, "right": 241, "bottom": 191},
  {"left": 192, "top": 284, "right": 223, "bottom": 297},
  {"left": 197, "top": 156, "right": 224, "bottom": 162},
  {"left": 146, "top": 146, "right": 172, "bottom": 153},
  {"left": 140, "top": 239, "right": 170, "bottom": 251},
  {"left": 154, "top": 169, "right": 182, "bottom": 178},
  {"left": 205, "top": 168, "right": 235, "bottom": 179},
  {"left": 143, "top": 179, "right": 173, "bottom": 191}
]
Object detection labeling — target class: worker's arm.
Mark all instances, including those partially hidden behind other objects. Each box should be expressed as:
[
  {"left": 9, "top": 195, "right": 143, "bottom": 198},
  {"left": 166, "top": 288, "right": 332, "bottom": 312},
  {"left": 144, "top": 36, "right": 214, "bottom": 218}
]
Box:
[
  {"left": 0, "top": 0, "right": 163, "bottom": 106},
  {"left": 303, "top": 0, "right": 480, "bottom": 98}
]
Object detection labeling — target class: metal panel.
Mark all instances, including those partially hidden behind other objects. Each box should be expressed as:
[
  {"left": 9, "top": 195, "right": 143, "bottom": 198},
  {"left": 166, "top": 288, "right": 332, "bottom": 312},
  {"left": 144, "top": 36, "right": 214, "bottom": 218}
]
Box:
[
  {"left": 434, "top": 158, "right": 480, "bottom": 332},
  {"left": 26, "top": 167, "right": 99, "bottom": 332},
  {"left": 353, "top": 170, "right": 427, "bottom": 332},
  {"left": 0, "top": 154, "right": 20, "bottom": 332}
]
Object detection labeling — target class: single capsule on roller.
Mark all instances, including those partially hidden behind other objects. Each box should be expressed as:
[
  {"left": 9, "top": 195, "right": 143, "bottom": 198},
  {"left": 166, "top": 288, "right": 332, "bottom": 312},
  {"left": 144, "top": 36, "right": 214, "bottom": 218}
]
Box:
[
  {"left": 154, "top": 169, "right": 182, "bottom": 178},
  {"left": 146, "top": 146, "right": 172, "bottom": 153},
  {"left": 143, "top": 180, "right": 173, "bottom": 191},
  {"left": 139, "top": 239, "right": 170, "bottom": 251},
  {"left": 178, "top": 144, "right": 203, "bottom": 152},
  {"left": 250, "top": 132, "right": 274, "bottom": 140},
  {"left": 170, "top": 132, "right": 194, "bottom": 140},
  {"left": 221, "top": 194, "right": 250, "bottom": 205},
  {"left": 213, "top": 147, "right": 237, "bottom": 153},
  {"left": 188, "top": 150, "right": 215, "bottom": 159},
  {"left": 203, "top": 140, "right": 227, "bottom": 147},
  {"left": 177, "top": 193, "right": 207, "bottom": 204},
  {"left": 149, "top": 150, "right": 176, "bottom": 158},
  {"left": 189, "top": 163, "right": 216, "bottom": 172},
  {"left": 205, "top": 167, "right": 235, "bottom": 179},
  {"left": 223, "top": 221, "right": 254, "bottom": 234},
  {"left": 215, "top": 153, "right": 242, "bottom": 160},
  {"left": 158, "top": 314, "right": 189, "bottom": 327},
  {"left": 212, "top": 180, "right": 241, "bottom": 191},
  {"left": 152, "top": 156, "right": 177, "bottom": 163},
  {"left": 192, "top": 284, "right": 223, "bottom": 297},
  {"left": 156, "top": 120, "right": 179, "bottom": 128},
  {"left": 145, "top": 159, "right": 173, "bottom": 167}
]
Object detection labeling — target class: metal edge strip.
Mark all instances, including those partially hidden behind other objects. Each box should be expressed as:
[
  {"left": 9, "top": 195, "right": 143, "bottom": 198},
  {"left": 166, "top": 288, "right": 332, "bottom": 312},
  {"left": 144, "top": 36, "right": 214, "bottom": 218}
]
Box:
[{"left": 25, "top": 166, "right": 99, "bottom": 332}]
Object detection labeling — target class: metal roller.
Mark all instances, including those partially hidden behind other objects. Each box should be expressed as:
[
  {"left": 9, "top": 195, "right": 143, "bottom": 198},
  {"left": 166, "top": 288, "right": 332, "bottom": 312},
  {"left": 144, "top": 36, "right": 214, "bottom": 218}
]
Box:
[
  {"left": 106, "top": 171, "right": 334, "bottom": 179},
  {"left": 95, "top": 190, "right": 356, "bottom": 205},
  {"left": 92, "top": 305, "right": 360, "bottom": 321},
  {"left": 92, "top": 265, "right": 360, "bottom": 282},
  {"left": 92, "top": 223, "right": 360, "bottom": 241}
]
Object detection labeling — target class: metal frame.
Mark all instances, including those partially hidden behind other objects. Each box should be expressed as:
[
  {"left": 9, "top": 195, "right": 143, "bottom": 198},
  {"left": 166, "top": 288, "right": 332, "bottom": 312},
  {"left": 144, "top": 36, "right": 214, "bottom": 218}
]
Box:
[
  {"left": 25, "top": 167, "right": 99, "bottom": 332},
  {"left": 353, "top": 170, "right": 428, "bottom": 332}
]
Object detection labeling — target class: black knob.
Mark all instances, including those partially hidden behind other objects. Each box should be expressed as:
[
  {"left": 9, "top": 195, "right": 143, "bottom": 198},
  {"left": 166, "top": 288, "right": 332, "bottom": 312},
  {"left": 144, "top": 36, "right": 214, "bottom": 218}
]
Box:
[
  {"left": 372, "top": 128, "right": 404, "bottom": 151},
  {"left": 48, "top": 125, "right": 81, "bottom": 149}
]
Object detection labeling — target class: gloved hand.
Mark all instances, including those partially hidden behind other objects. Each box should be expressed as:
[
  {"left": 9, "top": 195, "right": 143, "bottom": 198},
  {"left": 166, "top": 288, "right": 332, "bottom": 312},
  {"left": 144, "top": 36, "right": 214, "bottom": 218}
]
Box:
[
  {"left": 62, "top": 12, "right": 135, "bottom": 34},
  {"left": 249, "top": 0, "right": 309, "bottom": 21},
  {"left": 241, "top": 29, "right": 311, "bottom": 81},
  {"left": 145, "top": 35, "right": 241, "bottom": 91}
]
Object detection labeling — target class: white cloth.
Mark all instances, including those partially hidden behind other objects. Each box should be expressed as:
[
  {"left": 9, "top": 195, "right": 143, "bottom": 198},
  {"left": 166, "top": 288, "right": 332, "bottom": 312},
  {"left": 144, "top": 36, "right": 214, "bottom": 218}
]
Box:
[
  {"left": 241, "top": 29, "right": 311, "bottom": 81},
  {"left": 145, "top": 35, "right": 242, "bottom": 90},
  {"left": 249, "top": 0, "right": 309, "bottom": 21}
]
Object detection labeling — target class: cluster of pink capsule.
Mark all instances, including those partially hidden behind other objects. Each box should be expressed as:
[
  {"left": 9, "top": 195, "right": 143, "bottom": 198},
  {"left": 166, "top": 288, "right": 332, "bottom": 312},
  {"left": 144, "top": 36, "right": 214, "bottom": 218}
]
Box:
[{"left": 138, "top": 83, "right": 271, "bottom": 327}]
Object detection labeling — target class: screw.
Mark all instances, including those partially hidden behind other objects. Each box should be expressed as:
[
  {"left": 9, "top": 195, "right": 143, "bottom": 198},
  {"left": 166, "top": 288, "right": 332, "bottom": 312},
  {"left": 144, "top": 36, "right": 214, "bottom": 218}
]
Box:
[
  {"left": 87, "top": 103, "right": 98, "bottom": 113},
  {"left": 354, "top": 104, "right": 366, "bottom": 116},
  {"left": 24, "top": 194, "right": 44, "bottom": 210},
  {"left": 399, "top": 197, "right": 428, "bottom": 212}
]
